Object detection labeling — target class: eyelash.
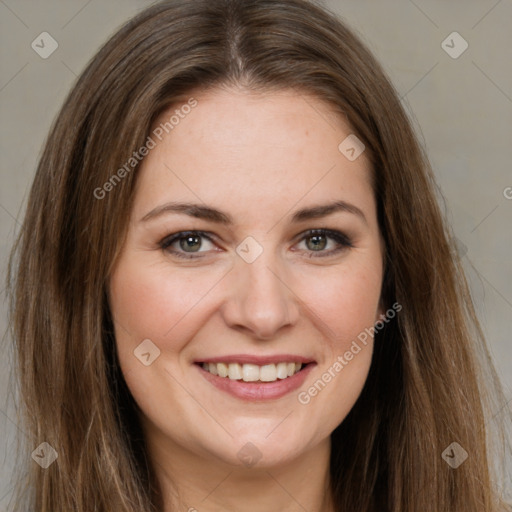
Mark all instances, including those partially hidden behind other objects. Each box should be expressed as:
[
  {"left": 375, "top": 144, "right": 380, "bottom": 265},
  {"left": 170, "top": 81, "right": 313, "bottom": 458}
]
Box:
[{"left": 159, "top": 229, "right": 353, "bottom": 260}]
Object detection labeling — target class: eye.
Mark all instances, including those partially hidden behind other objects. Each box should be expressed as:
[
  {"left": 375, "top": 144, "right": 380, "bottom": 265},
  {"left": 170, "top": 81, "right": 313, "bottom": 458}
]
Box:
[
  {"left": 160, "top": 231, "right": 217, "bottom": 259},
  {"left": 160, "top": 228, "right": 353, "bottom": 260},
  {"left": 294, "top": 229, "right": 353, "bottom": 257}
]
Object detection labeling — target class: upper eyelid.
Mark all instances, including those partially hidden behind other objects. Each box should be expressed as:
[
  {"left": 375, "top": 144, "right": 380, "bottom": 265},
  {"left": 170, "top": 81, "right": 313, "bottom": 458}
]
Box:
[
  {"left": 161, "top": 228, "right": 347, "bottom": 243},
  {"left": 161, "top": 230, "right": 215, "bottom": 248}
]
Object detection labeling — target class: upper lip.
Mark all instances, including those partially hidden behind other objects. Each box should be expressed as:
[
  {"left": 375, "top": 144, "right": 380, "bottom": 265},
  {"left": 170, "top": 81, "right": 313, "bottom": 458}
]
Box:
[{"left": 195, "top": 354, "right": 315, "bottom": 365}]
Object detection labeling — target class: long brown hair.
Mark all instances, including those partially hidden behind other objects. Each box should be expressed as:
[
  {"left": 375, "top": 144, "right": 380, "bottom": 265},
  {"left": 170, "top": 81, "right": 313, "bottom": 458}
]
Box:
[{"left": 7, "top": 0, "right": 511, "bottom": 510}]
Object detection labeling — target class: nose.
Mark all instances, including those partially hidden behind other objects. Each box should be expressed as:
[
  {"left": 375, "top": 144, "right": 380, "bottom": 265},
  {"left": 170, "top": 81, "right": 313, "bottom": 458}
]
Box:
[{"left": 220, "top": 251, "right": 300, "bottom": 340}]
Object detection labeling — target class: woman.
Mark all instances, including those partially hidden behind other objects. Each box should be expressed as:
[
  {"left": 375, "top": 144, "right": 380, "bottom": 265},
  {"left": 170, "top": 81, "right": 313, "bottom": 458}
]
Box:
[{"left": 7, "top": 0, "right": 511, "bottom": 510}]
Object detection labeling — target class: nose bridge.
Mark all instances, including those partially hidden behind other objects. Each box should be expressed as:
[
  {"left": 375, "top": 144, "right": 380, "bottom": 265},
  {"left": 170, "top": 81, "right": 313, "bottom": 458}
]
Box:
[{"left": 222, "top": 242, "right": 299, "bottom": 338}]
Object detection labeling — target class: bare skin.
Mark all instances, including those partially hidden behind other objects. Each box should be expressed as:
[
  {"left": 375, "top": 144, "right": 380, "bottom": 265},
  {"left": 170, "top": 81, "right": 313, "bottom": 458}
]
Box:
[{"left": 109, "top": 87, "right": 384, "bottom": 511}]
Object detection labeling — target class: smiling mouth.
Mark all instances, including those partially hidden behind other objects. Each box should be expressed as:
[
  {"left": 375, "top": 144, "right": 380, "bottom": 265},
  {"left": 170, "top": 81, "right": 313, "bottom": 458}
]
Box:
[{"left": 197, "top": 362, "right": 308, "bottom": 383}]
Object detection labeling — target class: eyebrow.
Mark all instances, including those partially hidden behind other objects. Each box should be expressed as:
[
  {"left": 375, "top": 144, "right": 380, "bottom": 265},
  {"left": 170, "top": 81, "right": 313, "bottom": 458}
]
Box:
[{"left": 140, "top": 199, "right": 367, "bottom": 225}]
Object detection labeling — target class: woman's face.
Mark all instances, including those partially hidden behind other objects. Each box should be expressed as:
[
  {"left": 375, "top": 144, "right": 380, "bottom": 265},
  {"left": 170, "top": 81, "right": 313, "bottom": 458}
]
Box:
[{"left": 109, "top": 87, "right": 384, "bottom": 469}]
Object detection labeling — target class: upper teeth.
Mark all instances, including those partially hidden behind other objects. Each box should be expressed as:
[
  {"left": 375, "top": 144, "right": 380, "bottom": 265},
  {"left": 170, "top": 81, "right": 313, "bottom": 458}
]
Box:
[{"left": 202, "top": 362, "right": 303, "bottom": 382}]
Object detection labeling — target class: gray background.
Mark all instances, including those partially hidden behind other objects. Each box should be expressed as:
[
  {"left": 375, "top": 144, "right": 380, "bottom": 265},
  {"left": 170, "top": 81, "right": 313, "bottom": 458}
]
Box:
[{"left": 1, "top": 0, "right": 511, "bottom": 507}]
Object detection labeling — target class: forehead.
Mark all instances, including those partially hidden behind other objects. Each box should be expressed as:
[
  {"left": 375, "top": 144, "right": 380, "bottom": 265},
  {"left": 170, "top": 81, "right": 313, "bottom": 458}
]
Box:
[{"left": 133, "top": 87, "right": 375, "bottom": 224}]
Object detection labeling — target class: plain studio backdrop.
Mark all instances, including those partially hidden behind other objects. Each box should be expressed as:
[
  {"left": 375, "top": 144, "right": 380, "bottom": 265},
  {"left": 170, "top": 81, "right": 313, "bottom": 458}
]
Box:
[{"left": 0, "top": 0, "right": 511, "bottom": 506}]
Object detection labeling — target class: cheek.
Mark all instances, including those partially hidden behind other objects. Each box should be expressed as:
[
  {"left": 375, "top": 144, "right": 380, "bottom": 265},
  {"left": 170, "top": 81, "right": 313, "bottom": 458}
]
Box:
[
  {"left": 109, "top": 257, "right": 226, "bottom": 353},
  {"left": 292, "top": 259, "right": 382, "bottom": 433},
  {"left": 107, "top": 258, "right": 229, "bottom": 425},
  {"left": 300, "top": 257, "right": 383, "bottom": 346}
]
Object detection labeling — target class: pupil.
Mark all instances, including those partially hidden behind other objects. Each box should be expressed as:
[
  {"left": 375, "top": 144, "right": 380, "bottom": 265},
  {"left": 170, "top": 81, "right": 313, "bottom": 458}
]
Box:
[
  {"left": 180, "top": 235, "right": 201, "bottom": 252},
  {"left": 307, "top": 235, "right": 326, "bottom": 251}
]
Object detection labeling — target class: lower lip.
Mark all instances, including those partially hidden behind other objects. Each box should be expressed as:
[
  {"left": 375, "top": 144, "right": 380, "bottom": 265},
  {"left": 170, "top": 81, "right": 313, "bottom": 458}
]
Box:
[{"left": 196, "top": 363, "right": 315, "bottom": 401}]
